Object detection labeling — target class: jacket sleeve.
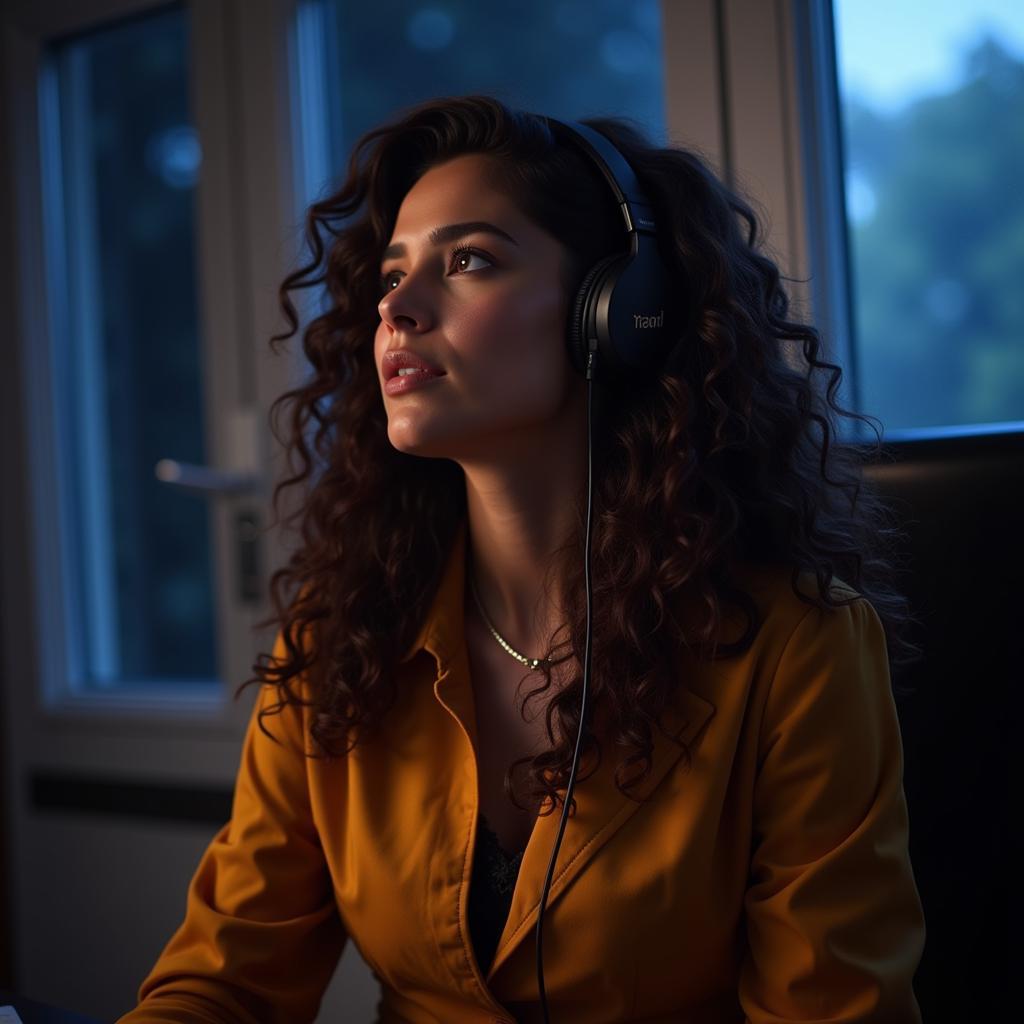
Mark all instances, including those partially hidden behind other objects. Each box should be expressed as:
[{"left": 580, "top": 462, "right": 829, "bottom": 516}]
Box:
[
  {"left": 116, "top": 633, "right": 347, "bottom": 1023},
  {"left": 738, "top": 597, "right": 926, "bottom": 1023}
]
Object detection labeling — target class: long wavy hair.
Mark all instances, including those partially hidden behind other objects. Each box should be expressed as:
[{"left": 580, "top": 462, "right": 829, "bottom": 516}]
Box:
[{"left": 240, "top": 94, "right": 919, "bottom": 816}]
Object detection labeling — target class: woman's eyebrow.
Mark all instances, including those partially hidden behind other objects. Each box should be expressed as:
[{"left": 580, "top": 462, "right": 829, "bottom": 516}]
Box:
[{"left": 381, "top": 221, "right": 519, "bottom": 263}]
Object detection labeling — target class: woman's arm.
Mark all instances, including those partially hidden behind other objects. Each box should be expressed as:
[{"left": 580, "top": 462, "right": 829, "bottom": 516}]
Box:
[
  {"left": 738, "top": 597, "right": 926, "bottom": 1023},
  {"left": 116, "top": 635, "right": 347, "bottom": 1023}
]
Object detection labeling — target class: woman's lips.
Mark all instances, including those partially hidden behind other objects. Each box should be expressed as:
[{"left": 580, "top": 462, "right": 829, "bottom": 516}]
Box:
[{"left": 384, "top": 370, "right": 446, "bottom": 396}]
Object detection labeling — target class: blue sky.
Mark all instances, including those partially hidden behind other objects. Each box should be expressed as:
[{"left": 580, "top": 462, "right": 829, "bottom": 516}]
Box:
[{"left": 833, "top": 0, "right": 1024, "bottom": 113}]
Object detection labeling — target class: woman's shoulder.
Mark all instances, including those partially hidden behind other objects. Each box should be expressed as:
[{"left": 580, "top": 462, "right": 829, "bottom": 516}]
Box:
[
  {"left": 722, "top": 559, "right": 868, "bottom": 651},
  {"left": 733, "top": 560, "right": 862, "bottom": 606}
]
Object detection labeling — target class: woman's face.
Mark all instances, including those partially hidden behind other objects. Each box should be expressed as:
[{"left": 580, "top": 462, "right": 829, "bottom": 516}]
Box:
[{"left": 374, "top": 152, "right": 582, "bottom": 463}]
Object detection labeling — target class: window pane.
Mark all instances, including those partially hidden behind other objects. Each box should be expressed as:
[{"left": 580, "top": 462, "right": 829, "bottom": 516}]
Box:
[
  {"left": 832, "top": 1, "right": 1024, "bottom": 432},
  {"left": 300, "top": 0, "right": 666, "bottom": 206},
  {"left": 44, "top": 3, "right": 216, "bottom": 688}
]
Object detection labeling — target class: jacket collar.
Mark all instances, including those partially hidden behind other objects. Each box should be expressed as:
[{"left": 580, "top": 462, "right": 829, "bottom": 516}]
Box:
[{"left": 398, "top": 515, "right": 470, "bottom": 669}]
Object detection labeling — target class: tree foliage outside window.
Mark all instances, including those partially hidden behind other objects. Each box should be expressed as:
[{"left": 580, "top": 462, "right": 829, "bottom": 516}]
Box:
[{"left": 838, "top": 27, "right": 1024, "bottom": 432}]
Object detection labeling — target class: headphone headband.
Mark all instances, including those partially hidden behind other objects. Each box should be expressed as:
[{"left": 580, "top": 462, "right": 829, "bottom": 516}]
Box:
[{"left": 545, "top": 118, "right": 659, "bottom": 237}]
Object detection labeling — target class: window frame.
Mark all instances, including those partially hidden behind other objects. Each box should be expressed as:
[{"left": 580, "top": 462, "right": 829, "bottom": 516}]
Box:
[{"left": 0, "top": 0, "right": 299, "bottom": 741}]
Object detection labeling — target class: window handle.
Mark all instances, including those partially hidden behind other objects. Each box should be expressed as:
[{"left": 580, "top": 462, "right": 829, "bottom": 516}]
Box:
[{"left": 154, "top": 459, "right": 265, "bottom": 496}]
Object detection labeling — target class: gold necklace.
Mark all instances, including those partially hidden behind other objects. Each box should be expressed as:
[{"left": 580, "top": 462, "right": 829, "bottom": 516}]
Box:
[{"left": 467, "top": 559, "right": 554, "bottom": 671}]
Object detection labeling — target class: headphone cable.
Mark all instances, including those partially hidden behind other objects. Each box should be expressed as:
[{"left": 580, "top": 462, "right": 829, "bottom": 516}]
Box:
[{"left": 536, "top": 347, "right": 597, "bottom": 1022}]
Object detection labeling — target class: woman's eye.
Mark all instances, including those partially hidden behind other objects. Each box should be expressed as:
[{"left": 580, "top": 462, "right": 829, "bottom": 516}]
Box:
[
  {"left": 449, "top": 246, "right": 492, "bottom": 275},
  {"left": 379, "top": 246, "right": 492, "bottom": 297}
]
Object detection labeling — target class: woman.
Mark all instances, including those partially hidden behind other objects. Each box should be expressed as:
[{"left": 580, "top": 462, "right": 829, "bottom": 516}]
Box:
[{"left": 119, "top": 95, "right": 926, "bottom": 1022}]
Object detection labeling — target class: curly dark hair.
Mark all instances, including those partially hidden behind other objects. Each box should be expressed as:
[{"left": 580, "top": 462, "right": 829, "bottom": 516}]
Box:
[{"left": 240, "top": 93, "right": 919, "bottom": 818}]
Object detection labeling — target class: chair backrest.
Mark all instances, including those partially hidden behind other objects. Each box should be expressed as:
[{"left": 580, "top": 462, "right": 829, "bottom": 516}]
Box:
[{"left": 863, "top": 429, "right": 1021, "bottom": 1021}]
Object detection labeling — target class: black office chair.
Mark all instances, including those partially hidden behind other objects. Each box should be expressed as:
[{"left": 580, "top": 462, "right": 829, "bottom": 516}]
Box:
[{"left": 863, "top": 429, "right": 1021, "bottom": 1022}]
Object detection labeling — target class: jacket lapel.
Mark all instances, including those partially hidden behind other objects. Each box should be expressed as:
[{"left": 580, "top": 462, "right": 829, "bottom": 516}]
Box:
[{"left": 488, "top": 681, "right": 715, "bottom": 976}]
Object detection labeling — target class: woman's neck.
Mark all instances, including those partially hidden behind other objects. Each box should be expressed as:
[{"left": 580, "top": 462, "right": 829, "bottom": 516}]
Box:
[{"left": 459, "top": 468, "right": 581, "bottom": 658}]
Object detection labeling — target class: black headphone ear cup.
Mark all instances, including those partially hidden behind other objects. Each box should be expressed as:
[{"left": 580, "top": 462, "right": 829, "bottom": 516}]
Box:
[{"left": 567, "top": 253, "right": 623, "bottom": 376}]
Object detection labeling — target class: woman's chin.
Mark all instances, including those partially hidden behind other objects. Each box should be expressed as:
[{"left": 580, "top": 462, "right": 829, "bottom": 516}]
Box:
[{"left": 387, "top": 430, "right": 447, "bottom": 459}]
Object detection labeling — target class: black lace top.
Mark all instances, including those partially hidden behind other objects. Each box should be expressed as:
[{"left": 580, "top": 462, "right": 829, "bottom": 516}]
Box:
[{"left": 467, "top": 812, "right": 525, "bottom": 976}]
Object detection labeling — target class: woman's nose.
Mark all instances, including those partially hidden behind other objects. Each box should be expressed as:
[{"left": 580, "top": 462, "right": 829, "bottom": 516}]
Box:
[{"left": 378, "top": 277, "right": 435, "bottom": 332}]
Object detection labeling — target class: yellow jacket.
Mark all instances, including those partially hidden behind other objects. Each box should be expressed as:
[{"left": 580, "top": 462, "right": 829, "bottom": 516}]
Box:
[{"left": 119, "top": 519, "right": 925, "bottom": 1022}]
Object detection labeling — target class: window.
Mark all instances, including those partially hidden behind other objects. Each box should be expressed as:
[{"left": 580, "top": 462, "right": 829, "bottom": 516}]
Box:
[
  {"left": 40, "top": 2, "right": 217, "bottom": 689},
  {"left": 832, "top": 0, "right": 1024, "bottom": 434},
  {"left": 292, "top": 0, "right": 667, "bottom": 209}
]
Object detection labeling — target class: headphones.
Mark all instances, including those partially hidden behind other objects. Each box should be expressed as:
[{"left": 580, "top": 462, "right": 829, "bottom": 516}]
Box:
[
  {"left": 532, "top": 116, "right": 678, "bottom": 1022},
  {"left": 549, "top": 117, "right": 679, "bottom": 381}
]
